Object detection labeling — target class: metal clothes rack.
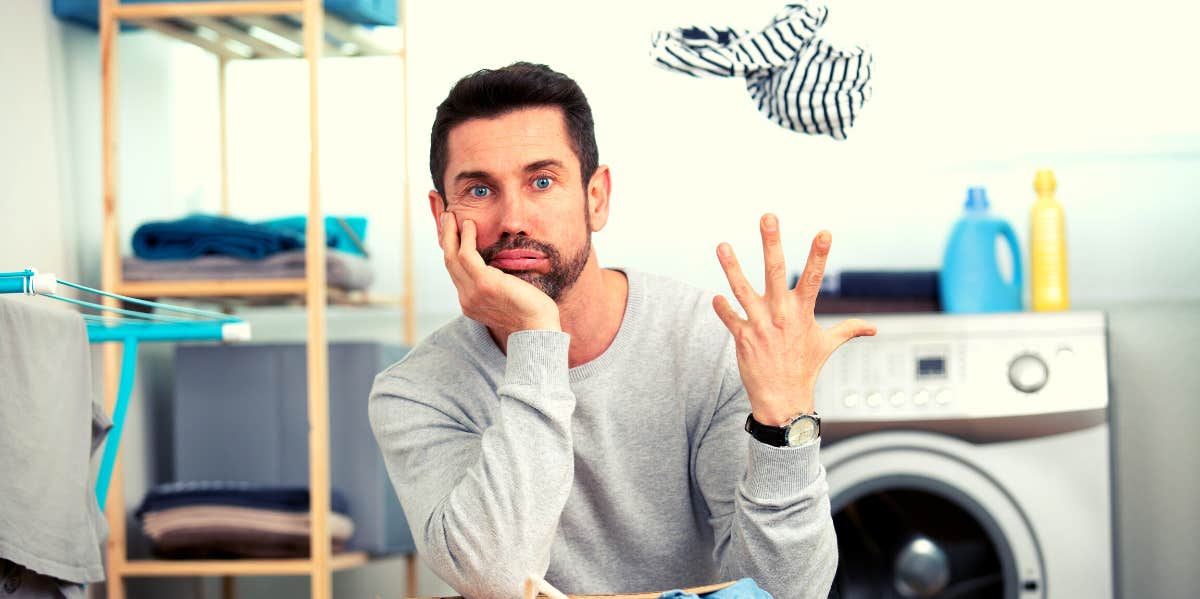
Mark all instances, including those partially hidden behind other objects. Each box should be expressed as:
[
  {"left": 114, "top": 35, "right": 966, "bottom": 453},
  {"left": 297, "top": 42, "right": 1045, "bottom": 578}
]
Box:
[{"left": 0, "top": 268, "right": 250, "bottom": 510}]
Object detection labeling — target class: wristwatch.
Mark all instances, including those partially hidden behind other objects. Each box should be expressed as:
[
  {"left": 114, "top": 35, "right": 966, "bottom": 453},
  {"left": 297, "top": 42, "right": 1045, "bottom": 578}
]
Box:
[{"left": 744, "top": 412, "right": 821, "bottom": 447}]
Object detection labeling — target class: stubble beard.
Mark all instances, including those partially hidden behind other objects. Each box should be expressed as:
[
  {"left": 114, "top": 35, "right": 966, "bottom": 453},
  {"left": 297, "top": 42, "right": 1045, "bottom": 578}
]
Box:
[{"left": 480, "top": 231, "right": 591, "bottom": 301}]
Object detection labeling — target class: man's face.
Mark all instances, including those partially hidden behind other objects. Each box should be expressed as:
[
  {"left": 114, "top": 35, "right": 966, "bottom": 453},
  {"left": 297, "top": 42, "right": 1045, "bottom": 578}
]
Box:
[{"left": 434, "top": 107, "right": 596, "bottom": 300}]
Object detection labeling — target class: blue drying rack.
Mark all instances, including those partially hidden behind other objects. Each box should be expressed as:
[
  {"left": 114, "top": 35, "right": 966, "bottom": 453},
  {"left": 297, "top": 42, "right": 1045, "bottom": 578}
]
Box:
[{"left": 0, "top": 268, "right": 251, "bottom": 511}]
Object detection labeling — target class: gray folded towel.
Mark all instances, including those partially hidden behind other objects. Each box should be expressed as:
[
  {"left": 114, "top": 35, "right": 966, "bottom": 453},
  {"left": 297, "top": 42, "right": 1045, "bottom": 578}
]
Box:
[{"left": 123, "top": 248, "right": 374, "bottom": 291}]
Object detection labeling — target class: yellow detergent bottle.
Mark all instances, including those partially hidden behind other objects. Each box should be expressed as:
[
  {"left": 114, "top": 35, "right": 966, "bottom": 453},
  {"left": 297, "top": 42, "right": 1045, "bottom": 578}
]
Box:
[{"left": 1030, "top": 168, "right": 1070, "bottom": 311}]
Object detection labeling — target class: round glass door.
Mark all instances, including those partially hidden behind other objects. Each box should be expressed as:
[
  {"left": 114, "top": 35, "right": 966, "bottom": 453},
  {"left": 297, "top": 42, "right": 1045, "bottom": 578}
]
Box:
[{"left": 830, "top": 485, "right": 1005, "bottom": 598}]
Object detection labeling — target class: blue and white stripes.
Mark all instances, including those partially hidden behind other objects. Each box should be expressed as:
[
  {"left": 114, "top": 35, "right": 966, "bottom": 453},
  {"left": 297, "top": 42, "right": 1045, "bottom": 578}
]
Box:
[{"left": 650, "top": 2, "right": 873, "bottom": 140}]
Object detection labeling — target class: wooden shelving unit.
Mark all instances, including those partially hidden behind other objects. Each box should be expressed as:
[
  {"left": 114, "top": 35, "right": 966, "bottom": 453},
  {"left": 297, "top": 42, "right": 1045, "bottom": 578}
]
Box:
[{"left": 96, "top": 2, "right": 416, "bottom": 598}]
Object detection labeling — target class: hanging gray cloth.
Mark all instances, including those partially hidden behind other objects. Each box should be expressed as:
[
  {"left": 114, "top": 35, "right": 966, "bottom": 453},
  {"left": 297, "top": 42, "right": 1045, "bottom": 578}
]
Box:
[
  {"left": 650, "top": 1, "right": 873, "bottom": 139},
  {"left": 0, "top": 297, "right": 110, "bottom": 585}
]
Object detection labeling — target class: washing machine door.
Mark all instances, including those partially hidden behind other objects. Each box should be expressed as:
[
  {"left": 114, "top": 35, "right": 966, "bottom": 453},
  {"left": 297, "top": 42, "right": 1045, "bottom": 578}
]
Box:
[{"left": 823, "top": 432, "right": 1045, "bottom": 599}]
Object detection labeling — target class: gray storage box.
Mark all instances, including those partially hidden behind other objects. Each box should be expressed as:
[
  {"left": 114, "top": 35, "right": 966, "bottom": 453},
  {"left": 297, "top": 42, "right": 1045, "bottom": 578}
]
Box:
[{"left": 173, "top": 342, "right": 413, "bottom": 556}]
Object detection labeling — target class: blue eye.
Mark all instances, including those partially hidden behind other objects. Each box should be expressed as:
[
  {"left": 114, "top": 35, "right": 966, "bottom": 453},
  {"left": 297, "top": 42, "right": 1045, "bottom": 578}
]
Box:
[
  {"left": 470, "top": 186, "right": 490, "bottom": 198},
  {"left": 533, "top": 177, "right": 552, "bottom": 190}
]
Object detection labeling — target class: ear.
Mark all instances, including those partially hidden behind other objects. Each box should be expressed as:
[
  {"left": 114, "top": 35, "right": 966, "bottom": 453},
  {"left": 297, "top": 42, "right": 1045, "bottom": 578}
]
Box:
[
  {"left": 586, "top": 165, "right": 612, "bottom": 232},
  {"left": 429, "top": 190, "right": 447, "bottom": 243}
]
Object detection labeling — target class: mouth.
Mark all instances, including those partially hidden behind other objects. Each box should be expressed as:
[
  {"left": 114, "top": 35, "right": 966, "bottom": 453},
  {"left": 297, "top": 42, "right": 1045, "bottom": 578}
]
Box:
[{"left": 488, "top": 249, "right": 548, "bottom": 272}]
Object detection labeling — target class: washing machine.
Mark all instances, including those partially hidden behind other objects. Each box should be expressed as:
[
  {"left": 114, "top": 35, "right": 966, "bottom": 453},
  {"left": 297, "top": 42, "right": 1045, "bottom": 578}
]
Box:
[{"left": 815, "top": 311, "right": 1113, "bottom": 599}]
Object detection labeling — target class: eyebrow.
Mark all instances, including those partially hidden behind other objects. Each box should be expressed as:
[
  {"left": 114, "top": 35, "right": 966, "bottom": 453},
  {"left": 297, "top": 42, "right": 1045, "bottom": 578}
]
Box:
[{"left": 451, "top": 159, "right": 567, "bottom": 185}]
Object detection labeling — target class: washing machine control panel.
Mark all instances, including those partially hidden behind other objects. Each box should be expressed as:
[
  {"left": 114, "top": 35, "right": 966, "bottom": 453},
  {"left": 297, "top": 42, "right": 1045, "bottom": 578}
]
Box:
[{"left": 814, "top": 312, "right": 1108, "bottom": 422}]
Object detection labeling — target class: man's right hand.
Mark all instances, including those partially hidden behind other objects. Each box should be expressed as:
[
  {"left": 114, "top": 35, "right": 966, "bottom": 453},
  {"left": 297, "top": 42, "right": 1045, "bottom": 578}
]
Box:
[{"left": 440, "top": 211, "right": 562, "bottom": 335}]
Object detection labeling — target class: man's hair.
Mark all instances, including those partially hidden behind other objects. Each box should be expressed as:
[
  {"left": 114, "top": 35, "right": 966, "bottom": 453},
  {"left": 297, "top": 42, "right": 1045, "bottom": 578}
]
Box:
[{"left": 430, "top": 62, "right": 599, "bottom": 202}]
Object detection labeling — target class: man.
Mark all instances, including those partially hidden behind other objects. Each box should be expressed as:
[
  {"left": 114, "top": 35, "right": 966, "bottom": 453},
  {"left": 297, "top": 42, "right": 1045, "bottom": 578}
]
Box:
[{"left": 369, "top": 62, "right": 875, "bottom": 599}]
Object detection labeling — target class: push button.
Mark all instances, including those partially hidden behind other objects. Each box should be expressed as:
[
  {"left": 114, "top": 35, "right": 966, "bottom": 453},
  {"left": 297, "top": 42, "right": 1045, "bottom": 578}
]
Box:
[{"left": 866, "top": 392, "right": 883, "bottom": 408}]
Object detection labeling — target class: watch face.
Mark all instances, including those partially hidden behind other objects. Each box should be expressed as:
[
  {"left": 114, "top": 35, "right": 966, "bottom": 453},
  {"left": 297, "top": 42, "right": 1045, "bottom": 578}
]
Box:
[{"left": 787, "top": 417, "right": 818, "bottom": 446}]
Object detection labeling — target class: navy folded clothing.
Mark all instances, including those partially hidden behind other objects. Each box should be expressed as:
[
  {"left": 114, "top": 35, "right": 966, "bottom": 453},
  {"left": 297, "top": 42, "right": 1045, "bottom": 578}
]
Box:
[
  {"left": 133, "top": 215, "right": 302, "bottom": 260},
  {"left": 793, "top": 270, "right": 940, "bottom": 300},
  {"left": 136, "top": 481, "right": 351, "bottom": 518},
  {"left": 838, "top": 270, "right": 940, "bottom": 300}
]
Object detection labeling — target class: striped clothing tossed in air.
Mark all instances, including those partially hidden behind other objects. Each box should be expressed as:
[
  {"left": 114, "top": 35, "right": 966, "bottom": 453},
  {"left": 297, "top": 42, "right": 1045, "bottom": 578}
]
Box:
[{"left": 650, "top": 2, "right": 873, "bottom": 140}]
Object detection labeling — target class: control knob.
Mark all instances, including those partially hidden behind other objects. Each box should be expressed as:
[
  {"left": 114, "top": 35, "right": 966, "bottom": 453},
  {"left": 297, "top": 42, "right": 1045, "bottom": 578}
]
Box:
[{"left": 1008, "top": 353, "right": 1049, "bottom": 393}]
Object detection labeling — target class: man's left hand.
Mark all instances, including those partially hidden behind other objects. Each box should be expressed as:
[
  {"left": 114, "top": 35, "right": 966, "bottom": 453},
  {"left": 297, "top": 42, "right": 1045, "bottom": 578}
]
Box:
[{"left": 713, "top": 214, "right": 877, "bottom": 426}]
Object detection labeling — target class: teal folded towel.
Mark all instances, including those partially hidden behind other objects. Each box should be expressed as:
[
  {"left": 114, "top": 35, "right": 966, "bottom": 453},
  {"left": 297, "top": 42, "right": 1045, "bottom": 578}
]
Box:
[
  {"left": 659, "top": 578, "right": 773, "bottom": 599},
  {"left": 131, "top": 214, "right": 367, "bottom": 260}
]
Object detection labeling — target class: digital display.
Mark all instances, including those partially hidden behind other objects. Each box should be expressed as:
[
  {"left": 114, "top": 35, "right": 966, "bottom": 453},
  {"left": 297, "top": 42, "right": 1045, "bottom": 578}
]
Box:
[{"left": 917, "top": 357, "right": 946, "bottom": 378}]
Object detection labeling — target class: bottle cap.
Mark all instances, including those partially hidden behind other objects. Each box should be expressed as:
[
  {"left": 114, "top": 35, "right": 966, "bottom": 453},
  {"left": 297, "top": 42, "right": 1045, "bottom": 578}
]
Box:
[
  {"left": 964, "top": 187, "right": 990, "bottom": 211},
  {"left": 1034, "top": 168, "right": 1057, "bottom": 194}
]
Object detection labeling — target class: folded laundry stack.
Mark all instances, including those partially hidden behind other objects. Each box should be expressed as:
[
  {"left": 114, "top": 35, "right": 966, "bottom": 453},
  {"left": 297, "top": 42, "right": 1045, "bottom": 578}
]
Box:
[
  {"left": 803, "top": 270, "right": 941, "bottom": 314},
  {"left": 124, "top": 214, "right": 374, "bottom": 291},
  {"left": 123, "top": 250, "right": 374, "bottom": 291},
  {"left": 137, "top": 482, "right": 355, "bottom": 559}
]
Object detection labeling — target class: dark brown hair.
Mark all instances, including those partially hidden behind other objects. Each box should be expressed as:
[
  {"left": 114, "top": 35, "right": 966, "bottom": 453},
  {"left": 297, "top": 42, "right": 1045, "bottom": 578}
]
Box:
[{"left": 429, "top": 62, "right": 599, "bottom": 203}]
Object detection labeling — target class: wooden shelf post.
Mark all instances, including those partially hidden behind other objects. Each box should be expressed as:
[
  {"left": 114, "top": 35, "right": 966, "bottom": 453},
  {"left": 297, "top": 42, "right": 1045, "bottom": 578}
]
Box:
[{"left": 96, "top": 2, "right": 416, "bottom": 598}]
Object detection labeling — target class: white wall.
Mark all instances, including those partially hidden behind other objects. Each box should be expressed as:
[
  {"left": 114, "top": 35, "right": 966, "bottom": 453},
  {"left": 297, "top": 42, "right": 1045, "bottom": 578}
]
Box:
[
  {"left": 0, "top": 1, "right": 76, "bottom": 280},
  {"left": 401, "top": 0, "right": 1200, "bottom": 321}
]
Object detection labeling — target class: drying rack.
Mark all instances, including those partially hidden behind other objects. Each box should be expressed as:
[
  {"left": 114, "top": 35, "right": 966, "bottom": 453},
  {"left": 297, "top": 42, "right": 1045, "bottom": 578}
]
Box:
[{"left": 0, "top": 268, "right": 250, "bottom": 509}]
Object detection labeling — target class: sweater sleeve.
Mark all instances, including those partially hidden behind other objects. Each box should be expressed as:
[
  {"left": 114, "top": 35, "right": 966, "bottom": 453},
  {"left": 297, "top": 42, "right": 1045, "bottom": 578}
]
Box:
[
  {"left": 693, "top": 345, "right": 838, "bottom": 599},
  {"left": 369, "top": 330, "right": 577, "bottom": 599}
]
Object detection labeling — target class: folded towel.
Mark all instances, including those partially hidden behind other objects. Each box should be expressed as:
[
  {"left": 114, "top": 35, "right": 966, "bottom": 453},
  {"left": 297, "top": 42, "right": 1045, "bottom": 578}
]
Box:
[
  {"left": 123, "top": 249, "right": 375, "bottom": 291},
  {"left": 142, "top": 505, "right": 355, "bottom": 542},
  {"left": 133, "top": 215, "right": 302, "bottom": 260},
  {"left": 136, "top": 481, "right": 352, "bottom": 517},
  {"left": 259, "top": 215, "right": 369, "bottom": 257},
  {"left": 137, "top": 484, "right": 357, "bottom": 559},
  {"left": 131, "top": 214, "right": 368, "bottom": 261}
]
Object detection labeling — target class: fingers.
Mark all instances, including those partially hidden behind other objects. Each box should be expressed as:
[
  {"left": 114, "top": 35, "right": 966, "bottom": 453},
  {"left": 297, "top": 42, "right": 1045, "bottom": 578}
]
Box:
[
  {"left": 712, "top": 295, "right": 745, "bottom": 331},
  {"left": 717, "top": 242, "right": 767, "bottom": 320},
  {"left": 439, "top": 211, "right": 459, "bottom": 255},
  {"left": 759, "top": 214, "right": 788, "bottom": 299},
  {"left": 457, "top": 219, "right": 490, "bottom": 277},
  {"left": 440, "top": 212, "right": 468, "bottom": 283},
  {"left": 793, "top": 231, "right": 832, "bottom": 308},
  {"left": 827, "top": 317, "right": 877, "bottom": 349}
]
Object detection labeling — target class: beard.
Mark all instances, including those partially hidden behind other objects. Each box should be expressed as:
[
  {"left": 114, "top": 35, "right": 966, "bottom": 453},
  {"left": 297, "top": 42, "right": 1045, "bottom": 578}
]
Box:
[{"left": 479, "top": 232, "right": 591, "bottom": 301}]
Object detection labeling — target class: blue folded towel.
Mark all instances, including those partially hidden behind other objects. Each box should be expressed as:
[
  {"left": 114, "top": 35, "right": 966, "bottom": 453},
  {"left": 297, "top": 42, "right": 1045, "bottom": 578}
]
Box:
[
  {"left": 260, "top": 215, "right": 369, "bottom": 257},
  {"left": 131, "top": 214, "right": 367, "bottom": 261},
  {"left": 659, "top": 578, "right": 773, "bottom": 599},
  {"left": 52, "top": 0, "right": 396, "bottom": 30}
]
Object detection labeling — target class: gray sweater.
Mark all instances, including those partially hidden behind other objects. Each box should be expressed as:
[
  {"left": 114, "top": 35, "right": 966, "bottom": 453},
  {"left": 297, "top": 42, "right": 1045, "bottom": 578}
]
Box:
[{"left": 369, "top": 269, "right": 837, "bottom": 598}]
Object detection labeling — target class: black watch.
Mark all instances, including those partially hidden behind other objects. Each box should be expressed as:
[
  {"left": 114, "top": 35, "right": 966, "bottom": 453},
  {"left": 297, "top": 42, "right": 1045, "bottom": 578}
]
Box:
[{"left": 745, "top": 412, "right": 821, "bottom": 447}]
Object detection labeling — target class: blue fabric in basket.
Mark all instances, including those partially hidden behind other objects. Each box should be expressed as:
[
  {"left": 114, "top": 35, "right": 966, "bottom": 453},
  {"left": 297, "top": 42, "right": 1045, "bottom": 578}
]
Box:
[{"left": 659, "top": 578, "right": 773, "bottom": 599}]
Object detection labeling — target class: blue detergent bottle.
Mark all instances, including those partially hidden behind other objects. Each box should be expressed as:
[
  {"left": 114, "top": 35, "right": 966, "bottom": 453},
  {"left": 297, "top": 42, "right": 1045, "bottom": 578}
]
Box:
[{"left": 940, "top": 187, "right": 1023, "bottom": 313}]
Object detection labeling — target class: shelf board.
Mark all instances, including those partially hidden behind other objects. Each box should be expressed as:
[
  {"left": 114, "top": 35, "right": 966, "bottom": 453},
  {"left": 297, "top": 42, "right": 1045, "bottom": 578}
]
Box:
[
  {"left": 110, "top": 2, "right": 403, "bottom": 60},
  {"left": 114, "top": 2, "right": 305, "bottom": 20},
  {"left": 118, "top": 551, "right": 369, "bottom": 577},
  {"left": 115, "top": 278, "right": 309, "bottom": 297}
]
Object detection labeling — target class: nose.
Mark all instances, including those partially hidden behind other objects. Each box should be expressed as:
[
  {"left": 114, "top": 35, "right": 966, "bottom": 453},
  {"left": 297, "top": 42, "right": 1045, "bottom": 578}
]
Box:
[{"left": 496, "top": 192, "right": 533, "bottom": 238}]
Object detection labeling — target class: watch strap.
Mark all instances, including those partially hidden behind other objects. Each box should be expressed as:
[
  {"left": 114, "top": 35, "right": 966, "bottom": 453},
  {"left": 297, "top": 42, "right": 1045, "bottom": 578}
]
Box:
[{"left": 744, "top": 413, "right": 789, "bottom": 447}]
